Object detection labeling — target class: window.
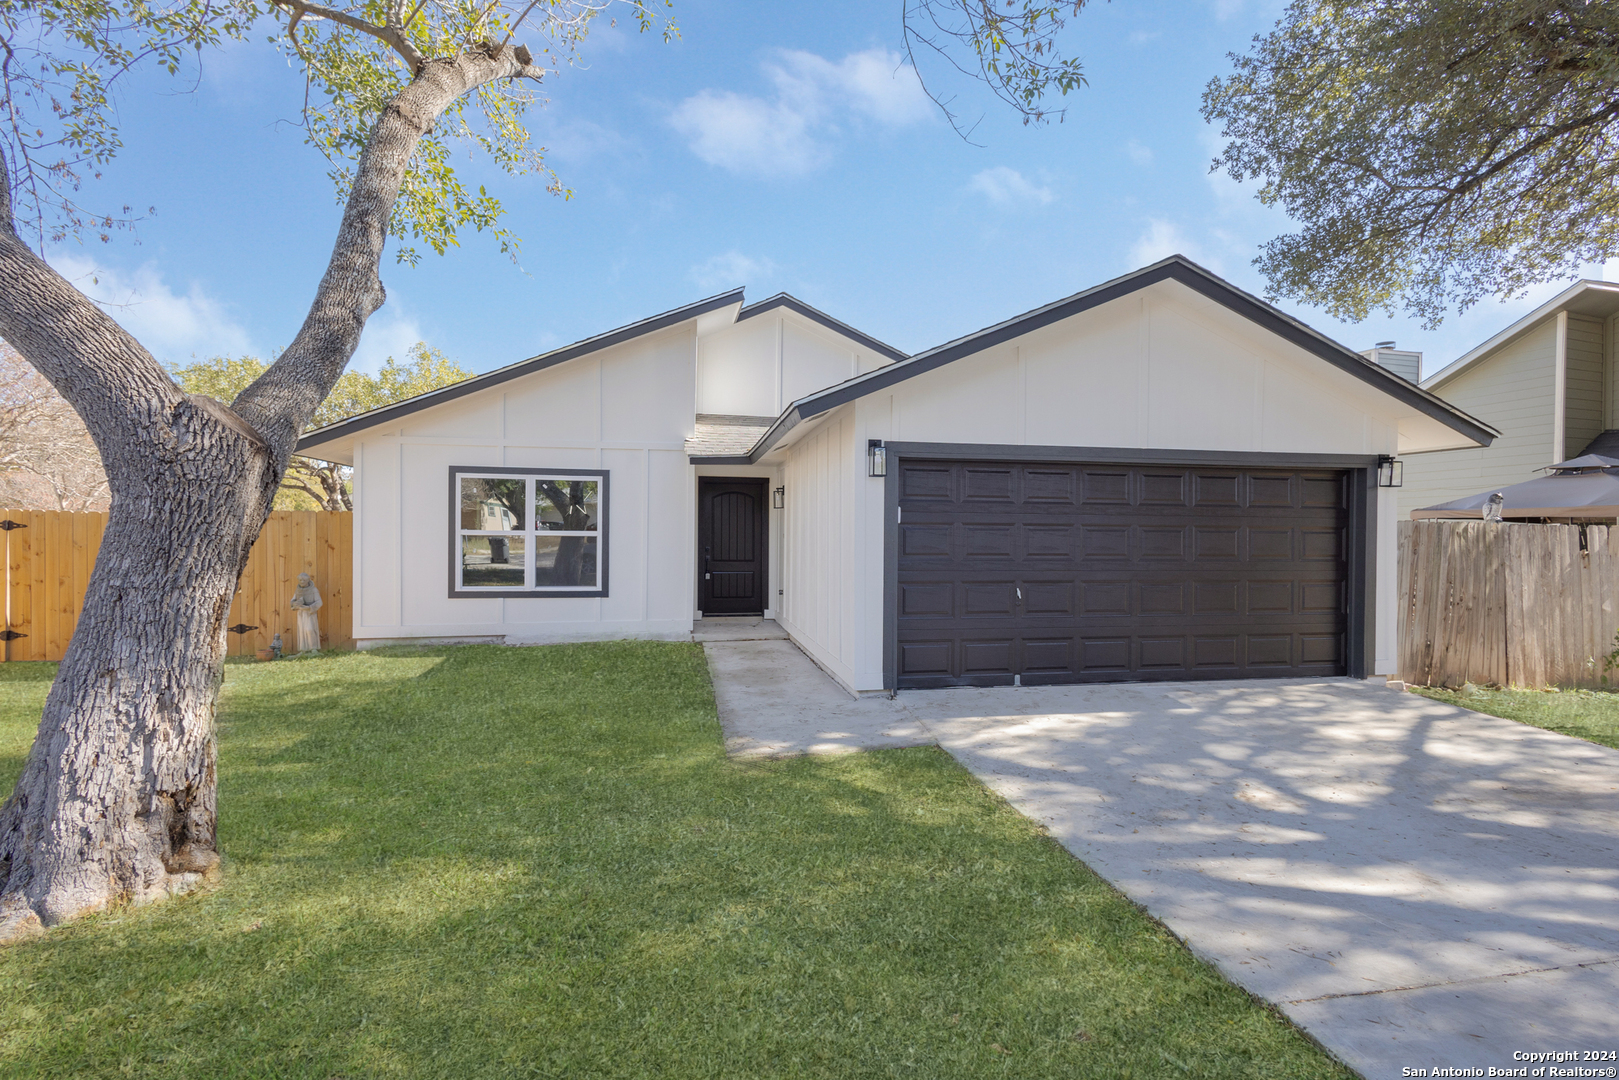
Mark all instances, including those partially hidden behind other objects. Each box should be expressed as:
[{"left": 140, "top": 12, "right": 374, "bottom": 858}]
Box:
[{"left": 449, "top": 467, "right": 607, "bottom": 596}]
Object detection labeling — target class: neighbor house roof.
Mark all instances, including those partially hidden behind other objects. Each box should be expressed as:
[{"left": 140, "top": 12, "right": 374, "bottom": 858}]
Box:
[
  {"left": 742, "top": 255, "right": 1500, "bottom": 463},
  {"left": 1422, "top": 279, "right": 1619, "bottom": 392},
  {"left": 296, "top": 288, "right": 746, "bottom": 459}
]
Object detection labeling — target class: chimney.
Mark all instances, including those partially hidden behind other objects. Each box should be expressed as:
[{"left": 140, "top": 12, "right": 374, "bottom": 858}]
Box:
[{"left": 1361, "top": 340, "right": 1422, "bottom": 383}]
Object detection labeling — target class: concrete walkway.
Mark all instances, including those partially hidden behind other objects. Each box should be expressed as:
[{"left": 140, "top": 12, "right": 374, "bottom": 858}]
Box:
[{"left": 702, "top": 629, "right": 1619, "bottom": 1079}]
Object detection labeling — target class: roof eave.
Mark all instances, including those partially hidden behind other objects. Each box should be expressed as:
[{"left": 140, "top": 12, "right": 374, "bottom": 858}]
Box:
[
  {"left": 757, "top": 256, "right": 1496, "bottom": 451},
  {"left": 295, "top": 288, "right": 746, "bottom": 455}
]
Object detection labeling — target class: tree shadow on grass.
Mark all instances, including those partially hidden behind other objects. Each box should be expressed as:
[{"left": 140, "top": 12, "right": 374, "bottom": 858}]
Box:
[{"left": 0, "top": 643, "right": 1350, "bottom": 1079}]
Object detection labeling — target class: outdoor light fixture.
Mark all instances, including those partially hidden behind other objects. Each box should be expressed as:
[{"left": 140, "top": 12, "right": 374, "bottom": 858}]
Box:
[
  {"left": 772, "top": 486, "right": 785, "bottom": 509},
  {"left": 1377, "top": 456, "right": 1404, "bottom": 488},
  {"left": 868, "top": 440, "right": 887, "bottom": 477}
]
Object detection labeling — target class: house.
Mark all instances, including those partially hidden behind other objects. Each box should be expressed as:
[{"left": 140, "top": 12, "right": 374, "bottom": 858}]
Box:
[
  {"left": 1398, "top": 279, "right": 1619, "bottom": 518},
  {"left": 294, "top": 256, "right": 1494, "bottom": 694}
]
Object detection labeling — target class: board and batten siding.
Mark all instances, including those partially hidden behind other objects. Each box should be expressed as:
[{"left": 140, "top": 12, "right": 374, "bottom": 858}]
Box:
[
  {"left": 1399, "top": 319, "right": 1559, "bottom": 518},
  {"left": 696, "top": 310, "right": 893, "bottom": 418},
  {"left": 1565, "top": 313, "right": 1606, "bottom": 458},
  {"left": 772, "top": 279, "right": 1414, "bottom": 690},
  {"left": 352, "top": 323, "right": 698, "bottom": 645},
  {"left": 776, "top": 410, "right": 883, "bottom": 693}
]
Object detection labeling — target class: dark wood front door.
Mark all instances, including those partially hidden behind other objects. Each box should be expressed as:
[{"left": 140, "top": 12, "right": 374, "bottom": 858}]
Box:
[{"left": 699, "top": 478, "right": 768, "bottom": 615}]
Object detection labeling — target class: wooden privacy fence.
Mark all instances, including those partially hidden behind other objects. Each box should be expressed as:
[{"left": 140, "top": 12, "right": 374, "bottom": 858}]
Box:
[
  {"left": 2, "top": 510, "right": 352, "bottom": 662},
  {"left": 1398, "top": 519, "right": 1619, "bottom": 688}
]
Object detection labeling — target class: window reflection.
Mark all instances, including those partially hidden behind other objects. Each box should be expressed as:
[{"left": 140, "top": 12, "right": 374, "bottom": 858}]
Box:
[
  {"left": 461, "top": 534, "right": 526, "bottom": 587},
  {"left": 460, "top": 477, "right": 526, "bottom": 531},
  {"left": 534, "top": 536, "right": 598, "bottom": 587},
  {"left": 537, "top": 480, "right": 598, "bottom": 531}
]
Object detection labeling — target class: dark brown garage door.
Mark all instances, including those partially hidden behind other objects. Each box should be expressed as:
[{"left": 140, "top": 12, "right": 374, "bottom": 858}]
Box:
[{"left": 895, "top": 459, "right": 1349, "bottom": 688}]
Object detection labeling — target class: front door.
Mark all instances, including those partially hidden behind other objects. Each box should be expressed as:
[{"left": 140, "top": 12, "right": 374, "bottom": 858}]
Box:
[{"left": 699, "top": 478, "right": 768, "bottom": 615}]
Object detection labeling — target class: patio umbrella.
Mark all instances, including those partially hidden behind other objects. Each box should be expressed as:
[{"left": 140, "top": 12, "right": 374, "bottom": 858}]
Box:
[{"left": 1411, "top": 456, "right": 1619, "bottom": 520}]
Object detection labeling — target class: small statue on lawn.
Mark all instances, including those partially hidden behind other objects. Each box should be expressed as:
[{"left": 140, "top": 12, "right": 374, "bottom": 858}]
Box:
[{"left": 290, "top": 572, "right": 323, "bottom": 654}]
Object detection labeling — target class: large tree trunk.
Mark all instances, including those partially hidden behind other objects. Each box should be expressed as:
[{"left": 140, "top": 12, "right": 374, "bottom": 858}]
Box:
[{"left": 0, "top": 45, "right": 540, "bottom": 943}]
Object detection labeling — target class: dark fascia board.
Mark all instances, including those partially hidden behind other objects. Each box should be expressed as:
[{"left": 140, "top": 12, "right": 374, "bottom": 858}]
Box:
[
  {"left": 687, "top": 454, "right": 754, "bottom": 465},
  {"left": 737, "top": 293, "right": 909, "bottom": 363},
  {"left": 296, "top": 288, "right": 746, "bottom": 454},
  {"left": 746, "top": 256, "right": 1498, "bottom": 463}
]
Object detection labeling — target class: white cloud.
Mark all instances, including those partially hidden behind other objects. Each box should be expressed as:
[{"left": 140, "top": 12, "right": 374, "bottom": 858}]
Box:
[
  {"left": 1126, "top": 139, "right": 1154, "bottom": 166},
  {"left": 671, "top": 48, "right": 931, "bottom": 177},
  {"left": 690, "top": 251, "right": 777, "bottom": 293},
  {"left": 968, "top": 166, "right": 1054, "bottom": 208},
  {"left": 48, "top": 253, "right": 255, "bottom": 365},
  {"left": 671, "top": 91, "right": 821, "bottom": 176},
  {"left": 349, "top": 303, "right": 426, "bottom": 375},
  {"left": 1129, "top": 219, "right": 1223, "bottom": 273},
  {"left": 543, "top": 118, "right": 632, "bottom": 164}
]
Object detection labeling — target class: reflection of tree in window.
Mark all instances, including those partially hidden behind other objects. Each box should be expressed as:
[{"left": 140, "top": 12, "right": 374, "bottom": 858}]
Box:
[
  {"left": 538, "top": 480, "right": 597, "bottom": 587},
  {"left": 460, "top": 477, "right": 525, "bottom": 530}
]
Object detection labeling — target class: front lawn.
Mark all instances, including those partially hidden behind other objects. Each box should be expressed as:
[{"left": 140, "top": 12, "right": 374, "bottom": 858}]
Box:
[
  {"left": 1413, "top": 684, "right": 1619, "bottom": 750},
  {"left": 0, "top": 644, "right": 1351, "bottom": 1079}
]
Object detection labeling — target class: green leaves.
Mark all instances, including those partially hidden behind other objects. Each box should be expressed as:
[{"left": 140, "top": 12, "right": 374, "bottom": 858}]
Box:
[
  {"left": 1203, "top": 0, "right": 1619, "bottom": 326},
  {"left": 0, "top": 0, "right": 261, "bottom": 244},
  {"left": 903, "top": 0, "right": 1091, "bottom": 136}
]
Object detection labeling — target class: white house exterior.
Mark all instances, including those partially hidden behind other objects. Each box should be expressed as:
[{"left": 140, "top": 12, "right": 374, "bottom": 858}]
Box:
[
  {"left": 1399, "top": 280, "right": 1619, "bottom": 519},
  {"left": 297, "top": 256, "right": 1494, "bottom": 694}
]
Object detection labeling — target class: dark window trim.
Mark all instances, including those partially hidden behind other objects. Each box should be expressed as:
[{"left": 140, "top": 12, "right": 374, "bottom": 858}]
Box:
[
  {"left": 447, "top": 466, "right": 610, "bottom": 599},
  {"left": 880, "top": 444, "right": 1379, "bottom": 691}
]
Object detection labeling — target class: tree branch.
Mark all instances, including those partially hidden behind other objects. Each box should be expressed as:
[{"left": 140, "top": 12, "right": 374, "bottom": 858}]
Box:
[
  {"left": 230, "top": 44, "right": 541, "bottom": 461},
  {"left": 0, "top": 145, "right": 195, "bottom": 461},
  {"left": 269, "top": 0, "right": 427, "bottom": 73}
]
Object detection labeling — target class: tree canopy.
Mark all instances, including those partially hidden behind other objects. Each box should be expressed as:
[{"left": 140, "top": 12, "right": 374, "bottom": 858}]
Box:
[
  {"left": 1203, "top": 0, "right": 1619, "bottom": 327},
  {"left": 173, "top": 344, "right": 471, "bottom": 509}
]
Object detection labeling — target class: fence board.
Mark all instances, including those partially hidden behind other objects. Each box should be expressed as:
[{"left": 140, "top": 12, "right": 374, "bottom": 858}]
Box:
[
  {"left": 1, "top": 510, "right": 352, "bottom": 663},
  {"left": 1400, "top": 520, "right": 1619, "bottom": 688}
]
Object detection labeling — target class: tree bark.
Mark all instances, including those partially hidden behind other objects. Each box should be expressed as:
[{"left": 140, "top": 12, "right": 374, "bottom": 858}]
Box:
[{"left": 0, "top": 44, "right": 540, "bottom": 943}]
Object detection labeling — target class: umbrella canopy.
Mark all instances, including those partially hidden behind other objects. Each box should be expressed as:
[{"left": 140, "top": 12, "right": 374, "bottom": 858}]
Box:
[
  {"left": 1412, "top": 464, "right": 1619, "bottom": 520},
  {"left": 1539, "top": 453, "right": 1619, "bottom": 472}
]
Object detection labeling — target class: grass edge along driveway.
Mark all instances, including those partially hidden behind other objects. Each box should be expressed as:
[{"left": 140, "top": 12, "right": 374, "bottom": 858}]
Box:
[{"left": 0, "top": 642, "right": 1354, "bottom": 1079}]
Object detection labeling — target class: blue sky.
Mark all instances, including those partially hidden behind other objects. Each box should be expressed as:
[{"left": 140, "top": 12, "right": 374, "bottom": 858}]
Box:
[{"left": 42, "top": 0, "right": 1614, "bottom": 382}]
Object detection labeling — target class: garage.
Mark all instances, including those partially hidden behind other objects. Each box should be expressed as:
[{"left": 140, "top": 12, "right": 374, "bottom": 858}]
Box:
[{"left": 892, "top": 456, "right": 1353, "bottom": 688}]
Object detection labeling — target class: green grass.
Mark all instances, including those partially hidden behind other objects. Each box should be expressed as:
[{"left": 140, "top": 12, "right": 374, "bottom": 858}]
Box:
[
  {"left": 0, "top": 644, "right": 1351, "bottom": 1079},
  {"left": 1414, "top": 683, "right": 1619, "bottom": 750}
]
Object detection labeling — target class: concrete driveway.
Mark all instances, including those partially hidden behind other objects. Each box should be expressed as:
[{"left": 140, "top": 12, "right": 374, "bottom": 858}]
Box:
[{"left": 703, "top": 633, "right": 1619, "bottom": 1079}]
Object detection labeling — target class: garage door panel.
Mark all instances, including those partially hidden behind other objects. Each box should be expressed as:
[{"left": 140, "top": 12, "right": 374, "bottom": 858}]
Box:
[
  {"left": 895, "top": 459, "right": 1350, "bottom": 687},
  {"left": 1141, "top": 472, "right": 1189, "bottom": 504}
]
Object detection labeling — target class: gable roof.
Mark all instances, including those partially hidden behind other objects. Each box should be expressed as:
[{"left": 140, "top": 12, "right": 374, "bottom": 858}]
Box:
[
  {"left": 1422, "top": 279, "right": 1619, "bottom": 391},
  {"left": 295, "top": 288, "right": 745, "bottom": 456},
  {"left": 738, "top": 255, "right": 1499, "bottom": 463},
  {"left": 736, "top": 293, "right": 908, "bottom": 362}
]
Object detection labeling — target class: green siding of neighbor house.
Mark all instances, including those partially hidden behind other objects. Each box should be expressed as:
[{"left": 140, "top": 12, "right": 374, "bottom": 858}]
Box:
[
  {"left": 1566, "top": 313, "right": 1606, "bottom": 459},
  {"left": 1399, "top": 319, "right": 1560, "bottom": 518}
]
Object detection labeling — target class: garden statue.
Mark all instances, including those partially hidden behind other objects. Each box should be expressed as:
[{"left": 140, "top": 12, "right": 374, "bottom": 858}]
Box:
[{"left": 290, "top": 573, "right": 323, "bottom": 654}]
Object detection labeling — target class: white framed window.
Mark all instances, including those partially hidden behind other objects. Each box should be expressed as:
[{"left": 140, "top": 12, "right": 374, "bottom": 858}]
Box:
[{"left": 449, "top": 467, "right": 608, "bottom": 597}]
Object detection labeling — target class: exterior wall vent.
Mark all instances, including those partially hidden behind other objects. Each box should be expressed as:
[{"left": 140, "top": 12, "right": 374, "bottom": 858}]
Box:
[{"left": 1361, "top": 343, "right": 1422, "bottom": 384}]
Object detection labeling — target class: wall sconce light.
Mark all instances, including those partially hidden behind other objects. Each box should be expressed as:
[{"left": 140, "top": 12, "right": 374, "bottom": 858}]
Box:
[
  {"left": 868, "top": 440, "right": 887, "bottom": 477},
  {"left": 772, "top": 486, "right": 785, "bottom": 509},
  {"left": 1377, "top": 456, "right": 1403, "bottom": 488}
]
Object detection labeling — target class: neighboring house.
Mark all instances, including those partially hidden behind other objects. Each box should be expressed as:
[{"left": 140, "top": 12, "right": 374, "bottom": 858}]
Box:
[
  {"left": 295, "top": 256, "right": 1493, "bottom": 694},
  {"left": 1398, "top": 280, "right": 1619, "bottom": 518}
]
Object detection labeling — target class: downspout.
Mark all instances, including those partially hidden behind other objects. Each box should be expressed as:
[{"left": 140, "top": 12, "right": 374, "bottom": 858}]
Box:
[{"left": 1553, "top": 310, "right": 1568, "bottom": 463}]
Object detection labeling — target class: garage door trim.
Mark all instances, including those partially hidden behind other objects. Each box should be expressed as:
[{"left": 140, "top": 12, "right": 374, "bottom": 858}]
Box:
[{"left": 880, "top": 443, "right": 1379, "bottom": 690}]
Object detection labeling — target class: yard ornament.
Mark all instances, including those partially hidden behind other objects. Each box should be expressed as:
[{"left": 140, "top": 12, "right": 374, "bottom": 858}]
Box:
[{"left": 290, "top": 573, "right": 323, "bottom": 654}]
